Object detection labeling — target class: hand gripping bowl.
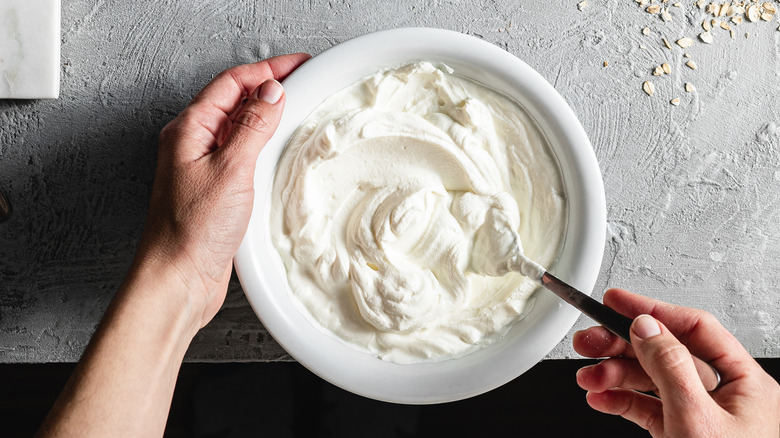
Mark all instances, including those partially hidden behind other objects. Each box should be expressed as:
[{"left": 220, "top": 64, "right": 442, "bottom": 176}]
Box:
[{"left": 235, "top": 28, "right": 606, "bottom": 404}]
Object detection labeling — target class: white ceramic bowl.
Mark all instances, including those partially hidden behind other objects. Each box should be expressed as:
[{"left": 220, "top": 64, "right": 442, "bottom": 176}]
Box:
[{"left": 235, "top": 27, "right": 606, "bottom": 404}]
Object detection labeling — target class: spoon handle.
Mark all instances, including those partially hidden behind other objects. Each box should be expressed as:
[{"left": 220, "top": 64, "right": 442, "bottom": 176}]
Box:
[
  {"left": 540, "top": 272, "right": 721, "bottom": 392},
  {"left": 541, "top": 272, "right": 633, "bottom": 342}
]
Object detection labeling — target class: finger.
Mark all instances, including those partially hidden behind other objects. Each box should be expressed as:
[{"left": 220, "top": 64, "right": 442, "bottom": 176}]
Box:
[
  {"left": 630, "top": 314, "right": 716, "bottom": 414},
  {"left": 577, "top": 358, "right": 657, "bottom": 393},
  {"left": 159, "top": 54, "right": 311, "bottom": 161},
  {"left": 216, "top": 79, "right": 285, "bottom": 166},
  {"left": 158, "top": 105, "right": 222, "bottom": 163},
  {"left": 586, "top": 389, "right": 664, "bottom": 437},
  {"left": 605, "top": 288, "right": 754, "bottom": 383},
  {"left": 573, "top": 325, "right": 636, "bottom": 359},
  {"left": 190, "top": 53, "right": 310, "bottom": 119}
]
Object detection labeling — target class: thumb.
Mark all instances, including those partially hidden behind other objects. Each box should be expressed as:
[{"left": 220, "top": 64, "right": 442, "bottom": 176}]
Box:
[
  {"left": 631, "top": 314, "right": 711, "bottom": 411},
  {"left": 220, "top": 79, "right": 286, "bottom": 163}
]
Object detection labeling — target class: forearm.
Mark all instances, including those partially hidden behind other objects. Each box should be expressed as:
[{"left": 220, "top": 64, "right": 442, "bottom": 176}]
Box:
[
  {"left": 37, "top": 259, "right": 200, "bottom": 437},
  {"left": 37, "top": 55, "right": 307, "bottom": 437}
]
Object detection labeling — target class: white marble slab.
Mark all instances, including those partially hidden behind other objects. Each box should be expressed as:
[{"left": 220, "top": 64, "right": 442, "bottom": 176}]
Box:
[{"left": 0, "top": 0, "right": 60, "bottom": 99}]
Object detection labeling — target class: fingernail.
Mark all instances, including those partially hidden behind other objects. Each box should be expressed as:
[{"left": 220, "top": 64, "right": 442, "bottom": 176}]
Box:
[
  {"left": 254, "top": 79, "right": 283, "bottom": 104},
  {"left": 633, "top": 314, "right": 661, "bottom": 339}
]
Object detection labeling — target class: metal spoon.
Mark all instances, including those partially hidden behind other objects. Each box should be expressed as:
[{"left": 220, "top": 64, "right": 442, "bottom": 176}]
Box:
[
  {"left": 540, "top": 271, "right": 722, "bottom": 392},
  {"left": 0, "top": 187, "right": 11, "bottom": 223}
]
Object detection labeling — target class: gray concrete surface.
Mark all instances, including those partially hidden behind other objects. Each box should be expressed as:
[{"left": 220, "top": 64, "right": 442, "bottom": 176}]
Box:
[{"left": 1, "top": 0, "right": 779, "bottom": 363}]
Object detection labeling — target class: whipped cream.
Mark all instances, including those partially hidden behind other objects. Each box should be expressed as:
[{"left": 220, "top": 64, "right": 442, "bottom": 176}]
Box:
[{"left": 270, "top": 62, "right": 566, "bottom": 363}]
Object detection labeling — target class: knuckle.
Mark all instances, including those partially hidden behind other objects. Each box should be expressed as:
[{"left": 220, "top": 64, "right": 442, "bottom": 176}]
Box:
[
  {"left": 642, "top": 410, "right": 658, "bottom": 431},
  {"left": 178, "top": 107, "right": 202, "bottom": 128},
  {"left": 214, "top": 69, "right": 239, "bottom": 88},
  {"left": 696, "top": 310, "right": 720, "bottom": 327},
  {"left": 159, "top": 121, "right": 177, "bottom": 143},
  {"left": 614, "top": 393, "right": 660, "bottom": 434},
  {"left": 684, "top": 306, "right": 717, "bottom": 326},
  {"left": 615, "top": 392, "right": 635, "bottom": 416},
  {"left": 159, "top": 109, "right": 195, "bottom": 143},
  {"left": 599, "top": 358, "right": 625, "bottom": 386},
  {"left": 654, "top": 343, "right": 689, "bottom": 370},
  {"left": 233, "top": 104, "right": 272, "bottom": 134}
]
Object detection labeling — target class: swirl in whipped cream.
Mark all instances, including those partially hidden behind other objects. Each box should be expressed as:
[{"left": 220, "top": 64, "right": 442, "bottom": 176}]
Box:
[{"left": 270, "top": 62, "right": 566, "bottom": 363}]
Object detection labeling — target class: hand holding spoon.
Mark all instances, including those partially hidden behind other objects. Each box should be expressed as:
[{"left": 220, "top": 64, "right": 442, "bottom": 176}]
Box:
[
  {"left": 509, "top": 253, "right": 722, "bottom": 392},
  {"left": 472, "top": 200, "right": 721, "bottom": 391}
]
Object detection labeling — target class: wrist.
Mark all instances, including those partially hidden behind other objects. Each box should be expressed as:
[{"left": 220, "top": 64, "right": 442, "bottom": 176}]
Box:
[
  {"left": 132, "top": 219, "right": 233, "bottom": 327},
  {"left": 120, "top": 249, "right": 206, "bottom": 343}
]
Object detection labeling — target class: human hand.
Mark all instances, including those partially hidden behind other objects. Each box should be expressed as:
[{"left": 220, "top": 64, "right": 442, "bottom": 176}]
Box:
[
  {"left": 37, "top": 54, "right": 312, "bottom": 438},
  {"left": 134, "top": 53, "right": 311, "bottom": 331},
  {"left": 573, "top": 288, "right": 780, "bottom": 437}
]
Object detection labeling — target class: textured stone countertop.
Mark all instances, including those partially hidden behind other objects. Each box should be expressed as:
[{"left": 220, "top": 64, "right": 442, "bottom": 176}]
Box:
[{"left": 1, "top": 0, "right": 779, "bottom": 363}]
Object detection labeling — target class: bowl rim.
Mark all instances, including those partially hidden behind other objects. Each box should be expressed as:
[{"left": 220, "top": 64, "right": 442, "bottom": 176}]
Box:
[{"left": 235, "top": 27, "right": 606, "bottom": 404}]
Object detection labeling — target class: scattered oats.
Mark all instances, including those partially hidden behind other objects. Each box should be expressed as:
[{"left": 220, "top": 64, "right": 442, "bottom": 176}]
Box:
[
  {"left": 662, "top": 62, "right": 671, "bottom": 74},
  {"left": 685, "top": 82, "right": 695, "bottom": 92},
  {"left": 717, "top": 3, "right": 729, "bottom": 16},
  {"left": 707, "top": 3, "right": 717, "bottom": 14},
  {"left": 700, "top": 31, "right": 715, "bottom": 44},
  {"left": 674, "top": 2, "right": 682, "bottom": 6},
  {"left": 663, "top": 0, "right": 669, "bottom": 3},
  {"left": 733, "top": 5, "right": 745, "bottom": 15},
  {"left": 662, "top": 8, "right": 673, "bottom": 21},
  {"left": 684, "top": 52, "right": 691, "bottom": 58},
  {"left": 711, "top": 19, "right": 718, "bottom": 27},
  {"left": 686, "top": 60, "right": 698, "bottom": 69},
  {"left": 747, "top": 4, "right": 760, "bottom": 21},
  {"left": 764, "top": 3, "right": 776, "bottom": 13},
  {"left": 697, "top": 0, "right": 707, "bottom": 9},
  {"left": 731, "top": 28, "right": 736, "bottom": 38},
  {"left": 578, "top": 0, "right": 588, "bottom": 11},
  {"left": 663, "top": 37, "right": 673, "bottom": 49},
  {"left": 670, "top": 97, "right": 680, "bottom": 105},
  {"left": 643, "top": 81, "right": 656, "bottom": 96},
  {"left": 647, "top": 4, "right": 661, "bottom": 13},
  {"left": 702, "top": 20, "right": 712, "bottom": 31},
  {"left": 720, "top": 21, "right": 731, "bottom": 30},
  {"left": 654, "top": 66, "right": 665, "bottom": 75},
  {"left": 726, "top": 5, "right": 735, "bottom": 15},
  {"left": 677, "top": 37, "right": 694, "bottom": 48},
  {"left": 642, "top": 27, "right": 651, "bottom": 35},
  {"left": 731, "top": 16, "right": 743, "bottom": 25},
  {"left": 639, "top": 0, "right": 648, "bottom": 6},
  {"left": 761, "top": 12, "right": 773, "bottom": 21}
]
